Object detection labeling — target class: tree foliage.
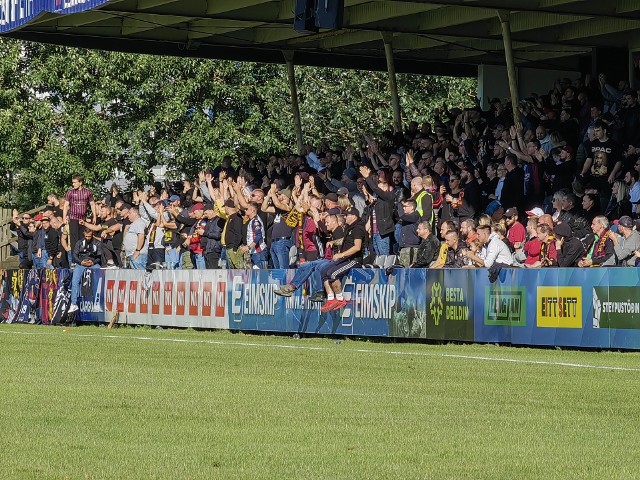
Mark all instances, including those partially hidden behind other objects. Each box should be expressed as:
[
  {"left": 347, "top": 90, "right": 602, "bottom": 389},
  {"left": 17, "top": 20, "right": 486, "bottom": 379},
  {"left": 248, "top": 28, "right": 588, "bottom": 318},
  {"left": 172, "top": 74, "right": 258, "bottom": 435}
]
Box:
[{"left": 0, "top": 39, "right": 476, "bottom": 209}]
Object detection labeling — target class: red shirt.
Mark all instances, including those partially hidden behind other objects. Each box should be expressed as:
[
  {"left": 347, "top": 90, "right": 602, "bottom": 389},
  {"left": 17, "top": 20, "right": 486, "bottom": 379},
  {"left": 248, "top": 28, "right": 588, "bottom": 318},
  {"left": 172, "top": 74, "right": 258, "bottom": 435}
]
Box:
[
  {"left": 65, "top": 187, "right": 94, "bottom": 220},
  {"left": 507, "top": 222, "right": 526, "bottom": 247}
]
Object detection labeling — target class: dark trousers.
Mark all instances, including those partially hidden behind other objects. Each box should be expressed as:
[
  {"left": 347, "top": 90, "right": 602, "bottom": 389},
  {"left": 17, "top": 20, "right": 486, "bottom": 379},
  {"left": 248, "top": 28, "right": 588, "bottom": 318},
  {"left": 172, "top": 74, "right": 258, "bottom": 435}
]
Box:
[{"left": 69, "top": 219, "right": 82, "bottom": 256}]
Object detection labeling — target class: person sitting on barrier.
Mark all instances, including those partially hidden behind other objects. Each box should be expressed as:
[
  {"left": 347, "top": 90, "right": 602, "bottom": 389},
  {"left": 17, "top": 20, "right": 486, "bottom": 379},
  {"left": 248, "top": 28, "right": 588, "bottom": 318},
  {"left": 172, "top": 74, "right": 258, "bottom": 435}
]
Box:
[
  {"left": 609, "top": 215, "right": 640, "bottom": 266},
  {"left": 320, "top": 207, "right": 365, "bottom": 313},
  {"left": 68, "top": 228, "right": 103, "bottom": 313},
  {"left": 525, "top": 224, "right": 558, "bottom": 268},
  {"left": 274, "top": 213, "right": 344, "bottom": 300},
  {"left": 554, "top": 222, "right": 585, "bottom": 267},
  {"left": 578, "top": 215, "right": 615, "bottom": 267}
]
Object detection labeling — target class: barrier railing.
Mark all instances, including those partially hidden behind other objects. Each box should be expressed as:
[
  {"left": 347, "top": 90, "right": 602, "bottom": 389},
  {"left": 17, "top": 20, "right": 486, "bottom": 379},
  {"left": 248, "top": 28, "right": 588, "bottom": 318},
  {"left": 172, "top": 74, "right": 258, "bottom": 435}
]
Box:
[{"left": 1, "top": 267, "right": 640, "bottom": 350}]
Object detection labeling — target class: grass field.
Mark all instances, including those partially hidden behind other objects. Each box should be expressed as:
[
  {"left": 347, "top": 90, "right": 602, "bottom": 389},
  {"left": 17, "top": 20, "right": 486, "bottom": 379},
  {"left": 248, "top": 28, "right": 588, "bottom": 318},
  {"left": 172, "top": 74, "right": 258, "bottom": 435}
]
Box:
[{"left": 1, "top": 324, "right": 640, "bottom": 479}]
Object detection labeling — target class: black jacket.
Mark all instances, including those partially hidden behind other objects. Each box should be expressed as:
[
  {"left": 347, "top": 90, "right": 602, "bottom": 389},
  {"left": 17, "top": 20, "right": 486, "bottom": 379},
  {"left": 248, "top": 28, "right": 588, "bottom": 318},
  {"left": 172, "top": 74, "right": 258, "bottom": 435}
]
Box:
[
  {"left": 557, "top": 237, "right": 586, "bottom": 267},
  {"left": 72, "top": 237, "right": 103, "bottom": 265},
  {"left": 365, "top": 177, "right": 395, "bottom": 236},
  {"left": 223, "top": 213, "right": 243, "bottom": 250},
  {"left": 501, "top": 167, "right": 525, "bottom": 212},
  {"left": 412, "top": 234, "right": 440, "bottom": 267}
]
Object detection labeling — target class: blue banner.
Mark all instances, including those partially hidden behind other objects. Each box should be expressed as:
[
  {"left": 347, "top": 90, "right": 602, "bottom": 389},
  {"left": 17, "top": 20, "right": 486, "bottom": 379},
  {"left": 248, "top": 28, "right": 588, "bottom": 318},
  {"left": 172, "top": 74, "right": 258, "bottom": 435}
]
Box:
[
  {"left": 4, "top": 266, "right": 640, "bottom": 350},
  {"left": 0, "top": 0, "right": 110, "bottom": 33}
]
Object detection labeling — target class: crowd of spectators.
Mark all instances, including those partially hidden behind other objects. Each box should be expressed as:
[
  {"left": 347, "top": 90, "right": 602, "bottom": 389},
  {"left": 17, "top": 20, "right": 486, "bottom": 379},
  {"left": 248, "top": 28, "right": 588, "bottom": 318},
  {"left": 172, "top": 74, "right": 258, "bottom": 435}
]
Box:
[{"left": 9, "top": 72, "right": 640, "bottom": 312}]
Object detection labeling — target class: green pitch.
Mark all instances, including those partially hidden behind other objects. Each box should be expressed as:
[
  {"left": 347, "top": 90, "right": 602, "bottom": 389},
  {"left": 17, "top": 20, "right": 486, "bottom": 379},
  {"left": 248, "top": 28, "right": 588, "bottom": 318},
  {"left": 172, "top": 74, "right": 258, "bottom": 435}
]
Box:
[{"left": 1, "top": 324, "right": 639, "bottom": 479}]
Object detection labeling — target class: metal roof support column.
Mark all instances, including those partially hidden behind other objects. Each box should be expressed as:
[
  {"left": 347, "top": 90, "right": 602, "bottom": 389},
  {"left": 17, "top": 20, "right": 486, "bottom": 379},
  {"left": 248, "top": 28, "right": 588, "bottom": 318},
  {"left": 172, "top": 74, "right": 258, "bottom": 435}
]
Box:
[
  {"left": 382, "top": 33, "right": 402, "bottom": 133},
  {"left": 497, "top": 10, "right": 520, "bottom": 125},
  {"left": 283, "top": 50, "right": 304, "bottom": 154}
]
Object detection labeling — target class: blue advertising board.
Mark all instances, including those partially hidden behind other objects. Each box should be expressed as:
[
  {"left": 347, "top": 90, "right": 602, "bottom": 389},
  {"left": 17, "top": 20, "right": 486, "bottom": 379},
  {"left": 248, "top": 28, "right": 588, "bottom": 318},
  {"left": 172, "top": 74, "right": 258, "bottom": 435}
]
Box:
[{"left": 0, "top": 0, "right": 110, "bottom": 33}]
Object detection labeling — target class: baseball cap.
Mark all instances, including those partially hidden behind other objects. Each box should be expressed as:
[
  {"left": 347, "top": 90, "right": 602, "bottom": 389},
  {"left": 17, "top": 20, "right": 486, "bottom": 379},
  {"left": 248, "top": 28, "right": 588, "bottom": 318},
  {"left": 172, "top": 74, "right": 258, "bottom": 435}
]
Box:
[
  {"left": 190, "top": 203, "right": 204, "bottom": 212},
  {"left": 169, "top": 194, "right": 180, "bottom": 202},
  {"left": 344, "top": 207, "right": 360, "bottom": 217},
  {"left": 34, "top": 214, "right": 43, "bottom": 221},
  {"left": 337, "top": 187, "right": 349, "bottom": 196},
  {"left": 525, "top": 207, "right": 544, "bottom": 217},
  {"left": 618, "top": 215, "right": 634, "bottom": 228},
  {"left": 325, "top": 193, "right": 338, "bottom": 202}
]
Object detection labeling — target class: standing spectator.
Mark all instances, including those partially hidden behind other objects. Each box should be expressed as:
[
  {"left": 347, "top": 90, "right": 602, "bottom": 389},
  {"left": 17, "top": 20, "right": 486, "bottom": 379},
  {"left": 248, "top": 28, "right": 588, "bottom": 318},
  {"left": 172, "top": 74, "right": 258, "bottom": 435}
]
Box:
[
  {"left": 123, "top": 207, "right": 149, "bottom": 269},
  {"left": 262, "top": 184, "right": 294, "bottom": 269},
  {"left": 361, "top": 166, "right": 395, "bottom": 256},
  {"left": 397, "top": 199, "right": 421, "bottom": 267},
  {"left": 501, "top": 155, "right": 525, "bottom": 215},
  {"left": 40, "top": 216, "right": 60, "bottom": 269},
  {"left": 223, "top": 199, "right": 246, "bottom": 269},
  {"left": 63, "top": 175, "right": 97, "bottom": 260},
  {"left": 240, "top": 203, "right": 268, "bottom": 268},
  {"left": 201, "top": 207, "right": 225, "bottom": 269}
]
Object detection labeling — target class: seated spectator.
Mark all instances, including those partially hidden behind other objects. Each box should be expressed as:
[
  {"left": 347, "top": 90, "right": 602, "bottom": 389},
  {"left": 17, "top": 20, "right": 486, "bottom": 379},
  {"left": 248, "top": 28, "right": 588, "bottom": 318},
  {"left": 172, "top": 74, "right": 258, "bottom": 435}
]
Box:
[
  {"left": 578, "top": 215, "right": 615, "bottom": 267},
  {"left": 525, "top": 224, "right": 558, "bottom": 268},
  {"left": 410, "top": 221, "right": 440, "bottom": 268},
  {"left": 554, "top": 223, "right": 585, "bottom": 267},
  {"left": 504, "top": 208, "right": 526, "bottom": 251},
  {"left": 463, "top": 224, "right": 514, "bottom": 269},
  {"left": 442, "top": 231, "right": 468, "bottom": 268},
  {"left": 610, "top": 216, "right": 640, "bottom": 266}
]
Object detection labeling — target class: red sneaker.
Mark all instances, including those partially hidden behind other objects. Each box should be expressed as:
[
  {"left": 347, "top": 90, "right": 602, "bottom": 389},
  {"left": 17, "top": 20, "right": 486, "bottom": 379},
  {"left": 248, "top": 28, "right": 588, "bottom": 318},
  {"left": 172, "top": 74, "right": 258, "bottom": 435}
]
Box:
[{"left": 320, "top": 299, "right": 339, "bottom": 313}]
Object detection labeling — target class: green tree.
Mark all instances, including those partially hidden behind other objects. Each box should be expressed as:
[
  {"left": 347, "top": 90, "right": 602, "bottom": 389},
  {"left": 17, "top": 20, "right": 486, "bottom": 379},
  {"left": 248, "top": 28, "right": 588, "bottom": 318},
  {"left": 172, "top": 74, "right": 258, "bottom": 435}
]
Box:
[{"left": 0, "top": 39, "right": 476, "bottom": 210}]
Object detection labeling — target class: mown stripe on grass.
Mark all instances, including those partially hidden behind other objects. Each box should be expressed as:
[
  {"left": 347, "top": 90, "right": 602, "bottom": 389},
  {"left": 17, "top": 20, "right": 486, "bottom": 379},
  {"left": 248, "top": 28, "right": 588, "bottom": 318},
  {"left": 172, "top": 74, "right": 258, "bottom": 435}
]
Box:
[{"left": 2, "top": 327, "right": 640, "bottom": 373}]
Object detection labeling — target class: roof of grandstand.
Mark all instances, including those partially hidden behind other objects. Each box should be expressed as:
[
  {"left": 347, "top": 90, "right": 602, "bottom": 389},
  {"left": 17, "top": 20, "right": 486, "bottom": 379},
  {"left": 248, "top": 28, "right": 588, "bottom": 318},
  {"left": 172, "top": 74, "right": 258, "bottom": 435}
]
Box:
[{"left": 2, "top": 0, "right": 639, "bottom": 75}]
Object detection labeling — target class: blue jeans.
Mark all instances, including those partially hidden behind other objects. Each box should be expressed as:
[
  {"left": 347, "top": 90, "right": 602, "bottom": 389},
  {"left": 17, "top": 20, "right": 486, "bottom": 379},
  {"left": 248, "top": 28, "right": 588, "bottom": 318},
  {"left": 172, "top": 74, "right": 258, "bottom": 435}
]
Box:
[
  {"left": 251, "top": 250, "right": 268, "bottom": 269},
  {"left": 191, "top": 252, "right": 206, "bottom": 270},
  {"left": 33, "top": 250, "right": 48, "bottom": 270},
  {"left": 165, "top": 247, "right": 183, "bottom": 270},
  {"left": 290, "top": 259, "right": 330, "bottom": 292},
  {"left": 71, "top": 264, "right": 101, "bottom": 305},
  {"left": 373, "top": 232, "right": 391, "bottom": 256},
  {"left": 270, "top": 238, "right": 292, "bottom": 269},
  {"left": 128, "top": 253, "right": 148, "bottom": 270}
]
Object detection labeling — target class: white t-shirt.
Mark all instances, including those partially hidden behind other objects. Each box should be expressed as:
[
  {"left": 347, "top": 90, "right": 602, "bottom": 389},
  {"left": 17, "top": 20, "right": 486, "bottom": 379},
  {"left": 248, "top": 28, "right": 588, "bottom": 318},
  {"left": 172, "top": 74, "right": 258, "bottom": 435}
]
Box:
[{"left": 123, "top": 217, "right": 149, "bottom": 256}]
